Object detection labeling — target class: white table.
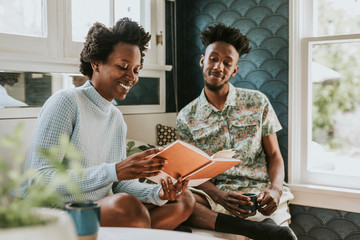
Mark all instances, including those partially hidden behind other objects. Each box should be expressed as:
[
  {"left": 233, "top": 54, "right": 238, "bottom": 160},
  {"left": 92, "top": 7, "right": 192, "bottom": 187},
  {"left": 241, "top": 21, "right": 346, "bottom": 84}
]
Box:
[{"left": 97, "top": 227, "right": 223, "bottom": 240}]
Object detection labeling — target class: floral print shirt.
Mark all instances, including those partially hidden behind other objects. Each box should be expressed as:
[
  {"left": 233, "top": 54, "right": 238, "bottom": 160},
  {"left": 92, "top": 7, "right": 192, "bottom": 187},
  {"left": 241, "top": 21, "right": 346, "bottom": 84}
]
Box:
[{"left": 176, "top": 83, "right": 282, "bottom": 192}]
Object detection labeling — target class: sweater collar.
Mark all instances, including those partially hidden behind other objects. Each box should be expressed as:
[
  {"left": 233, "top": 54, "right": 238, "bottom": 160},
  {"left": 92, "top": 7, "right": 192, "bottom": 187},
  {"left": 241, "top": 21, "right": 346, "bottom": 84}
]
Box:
[{"left": 81, "top": 80, "right": 113, "bottom": 111}]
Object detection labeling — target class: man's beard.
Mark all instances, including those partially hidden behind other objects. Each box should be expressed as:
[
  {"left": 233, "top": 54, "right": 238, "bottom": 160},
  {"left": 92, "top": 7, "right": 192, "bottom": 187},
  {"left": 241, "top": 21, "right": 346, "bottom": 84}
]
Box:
[{"left": 205, "top": 79, "right": 229, "bottom": 92}]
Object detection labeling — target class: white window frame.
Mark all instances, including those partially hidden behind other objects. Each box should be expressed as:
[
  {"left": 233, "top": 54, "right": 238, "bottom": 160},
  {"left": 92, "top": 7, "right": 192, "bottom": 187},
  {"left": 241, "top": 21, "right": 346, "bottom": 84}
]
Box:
[
  {"left": 289, "top": 0, "right": 360, "bottom": 213},
  {"left": 63, "top": 0, "right": 165, "bottom": 65},
  {"left": 0, "top": 0, "right": 170, "bottom": 117}
]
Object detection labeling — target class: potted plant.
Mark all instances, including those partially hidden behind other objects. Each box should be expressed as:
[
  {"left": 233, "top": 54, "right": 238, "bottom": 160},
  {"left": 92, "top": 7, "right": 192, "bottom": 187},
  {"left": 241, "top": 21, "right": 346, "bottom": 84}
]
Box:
[
  {"left": 0, "top": 124, "right": 100, "bottom": 240},
  {"left": 0, "top": 124, "right": 77, "bottom": 240},
  {"left": 36, "top": 133, "right": 101, "bottom": 240}
]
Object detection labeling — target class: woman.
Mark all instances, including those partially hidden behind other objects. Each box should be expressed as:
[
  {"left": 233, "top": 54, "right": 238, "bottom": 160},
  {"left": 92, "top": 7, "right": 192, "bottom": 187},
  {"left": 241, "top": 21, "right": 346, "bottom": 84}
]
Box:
[{"left": 22, "top": 18, "right": 195, "bottom": 229}]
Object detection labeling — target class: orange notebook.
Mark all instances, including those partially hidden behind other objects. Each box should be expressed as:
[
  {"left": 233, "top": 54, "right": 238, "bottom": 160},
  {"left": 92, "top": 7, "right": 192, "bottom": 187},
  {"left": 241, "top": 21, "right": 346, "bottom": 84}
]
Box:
[{"left": 147, "top": 140, "right": 241, "bottom": 186}]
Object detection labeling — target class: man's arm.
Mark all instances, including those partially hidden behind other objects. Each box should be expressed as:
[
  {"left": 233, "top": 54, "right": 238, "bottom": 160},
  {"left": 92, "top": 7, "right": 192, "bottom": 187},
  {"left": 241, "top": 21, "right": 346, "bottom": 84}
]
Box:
[{"left": 257, "top": 132, "right": 284, "bottom": 215}]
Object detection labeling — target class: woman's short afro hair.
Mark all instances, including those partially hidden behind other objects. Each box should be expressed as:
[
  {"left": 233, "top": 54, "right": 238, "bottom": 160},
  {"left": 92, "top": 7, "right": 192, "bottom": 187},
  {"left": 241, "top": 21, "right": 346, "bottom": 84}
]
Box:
[{"left": 79, "top": 17, "right": 151, "bottom": 79}]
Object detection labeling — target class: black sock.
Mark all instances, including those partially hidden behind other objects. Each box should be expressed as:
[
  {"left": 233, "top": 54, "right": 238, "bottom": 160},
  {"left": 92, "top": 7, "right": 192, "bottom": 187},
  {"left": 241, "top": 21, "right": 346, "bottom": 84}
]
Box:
[
  {"left": 173, "top": 224, "right": 192, "bottom": 233},
  {"left": 214, "top": 213, "right": 297, "bottom": 240}
]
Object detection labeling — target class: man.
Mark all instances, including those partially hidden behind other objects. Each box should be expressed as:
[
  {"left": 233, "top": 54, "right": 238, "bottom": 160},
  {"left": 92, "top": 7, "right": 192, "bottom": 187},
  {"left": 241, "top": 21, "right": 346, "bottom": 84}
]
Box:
[{"left": 176, "top": 23, "right": 296, "bottom": 239}]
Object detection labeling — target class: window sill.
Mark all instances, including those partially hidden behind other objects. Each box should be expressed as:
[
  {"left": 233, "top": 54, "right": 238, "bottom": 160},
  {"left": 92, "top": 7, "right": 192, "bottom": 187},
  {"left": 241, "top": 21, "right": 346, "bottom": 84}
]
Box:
[
  {"left": 0, "top": 52, "right": 172, "bottom": 73},
  {"left": 0, "top": 107, "right": 41, "bottom": 119},
  {"left": 143, "top": 64, "right": 172, "bottom": 71},
  {"left": 288, "top": 183, "right": 360, "bottom": 213}
]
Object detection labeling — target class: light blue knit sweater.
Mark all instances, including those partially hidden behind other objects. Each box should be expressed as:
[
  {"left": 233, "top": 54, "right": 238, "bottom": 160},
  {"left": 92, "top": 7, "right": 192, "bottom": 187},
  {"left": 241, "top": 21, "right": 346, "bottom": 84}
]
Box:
[{"left": 22, "top": 81, "right": 166, "bottom": 206}]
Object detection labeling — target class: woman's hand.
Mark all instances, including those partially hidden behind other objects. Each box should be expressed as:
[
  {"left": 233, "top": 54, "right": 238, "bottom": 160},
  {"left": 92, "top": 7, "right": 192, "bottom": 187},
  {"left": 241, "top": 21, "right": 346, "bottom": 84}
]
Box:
[
  {"left": 115, "top": 148, "right": 167, "bottom": 181},
  {"left": 159, "top": 177, "right": 189, "bottom": 201}
]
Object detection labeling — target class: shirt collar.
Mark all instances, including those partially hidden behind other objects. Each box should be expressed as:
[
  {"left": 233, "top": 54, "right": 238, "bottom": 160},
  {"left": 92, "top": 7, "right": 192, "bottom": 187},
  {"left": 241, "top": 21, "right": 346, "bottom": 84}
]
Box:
[
  {"left": 197, "top": 89, "right": 214, "bottom": 119},
  {"left": 196, "top": 83, "right": 237, "bottom": 119},
  {"left": 225, "top": 83, "right": 237, "bottom": 107}
]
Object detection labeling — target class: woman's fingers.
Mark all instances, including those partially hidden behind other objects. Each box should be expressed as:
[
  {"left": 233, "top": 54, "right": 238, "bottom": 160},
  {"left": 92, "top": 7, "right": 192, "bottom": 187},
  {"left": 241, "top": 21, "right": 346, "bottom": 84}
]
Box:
[
  {"left": 174, "top": 177, "right": 188, "bottom": 198},
  {"left": 160, "top": 177, "right": 187, "bottom": 201},
  {"left": 136, "top": 147, "right": 164, "bottom": 159},
  {"left": 166, "top": 177, "right": 177, "bottom": 200},
  {"left": 160, "top": 179, "right": 169, "bottom": 200},
  {"left": 116, "top": 149, "right": 168, "bottom": 180}
]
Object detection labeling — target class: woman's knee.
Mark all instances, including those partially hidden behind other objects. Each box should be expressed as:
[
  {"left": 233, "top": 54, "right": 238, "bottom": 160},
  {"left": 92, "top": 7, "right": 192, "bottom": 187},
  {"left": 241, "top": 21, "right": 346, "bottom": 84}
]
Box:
[
  {"left": 176, "top": 189, "right": 196, "bottom": 217},
  {"left": 99, "top": 193, "right": 151, "bottom": 228}
]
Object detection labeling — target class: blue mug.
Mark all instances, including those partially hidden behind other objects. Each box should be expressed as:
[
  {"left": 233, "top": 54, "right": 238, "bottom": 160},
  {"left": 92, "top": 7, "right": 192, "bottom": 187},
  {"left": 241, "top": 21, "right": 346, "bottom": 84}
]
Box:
[
  {"left": 65, "top": 202, "right": 100, "bottom": 239},
  {"left": 239, "top": 193, "right": 259, "bottom": 213}
]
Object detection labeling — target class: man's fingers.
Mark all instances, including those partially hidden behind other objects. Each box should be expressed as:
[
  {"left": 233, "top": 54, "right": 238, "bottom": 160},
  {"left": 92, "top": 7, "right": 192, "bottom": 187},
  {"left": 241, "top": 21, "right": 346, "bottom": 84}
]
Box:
[
  {"left": 229, "top": 208, "right": 249, "bottom": 219},
  {"left": 229, "top": 192, "right": 249, "bottom": 201},
  {"left": 258, "top": 204, "right": 275, "bottom": 216},
  {"left": 227, "top": 195, "right": 251, "bottom": 207},
  {"left": 258, "top": 192, "right": 265, "bottom": 200}
]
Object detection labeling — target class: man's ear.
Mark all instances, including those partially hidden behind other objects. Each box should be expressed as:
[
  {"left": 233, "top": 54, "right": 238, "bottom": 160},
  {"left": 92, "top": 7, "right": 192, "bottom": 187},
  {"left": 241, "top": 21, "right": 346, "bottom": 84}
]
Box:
[
  {"left": 91, "top": 62, "right": 100, "bottom": 72},
  {"left": 232, "top": 65, "right": 239, "bottom": 77},
  {"left": 199, "top": 55, "right": 205, "bottom": 67}
]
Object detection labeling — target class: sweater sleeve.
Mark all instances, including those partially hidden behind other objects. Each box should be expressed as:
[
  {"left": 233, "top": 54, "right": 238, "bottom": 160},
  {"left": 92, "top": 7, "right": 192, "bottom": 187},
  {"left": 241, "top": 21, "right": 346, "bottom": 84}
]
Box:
[
  {"left": 23, "top": 90, "right": 118, "bottom": 197},
  {"left": 112, "top": 180, "right": 168, "bottom": 206},
  {"left": 111, "top": 130, "right": 167, "bottom": 206}
]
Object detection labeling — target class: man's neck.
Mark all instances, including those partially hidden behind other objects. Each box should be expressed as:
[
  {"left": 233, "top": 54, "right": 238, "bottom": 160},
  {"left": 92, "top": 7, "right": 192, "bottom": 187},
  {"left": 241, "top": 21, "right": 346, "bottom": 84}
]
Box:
[{"left": 204, "top": 85, "right": 229, "bottom": 111}]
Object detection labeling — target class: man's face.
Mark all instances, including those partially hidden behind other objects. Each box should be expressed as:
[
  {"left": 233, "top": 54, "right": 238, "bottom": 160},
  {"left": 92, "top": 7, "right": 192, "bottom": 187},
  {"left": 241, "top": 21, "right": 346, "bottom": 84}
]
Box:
[
  {"left": 200, "top": 41, "right": 239, "bottom": 92},
  {"left": 92, "top": 42, "right": 141, "bottom": 101}
]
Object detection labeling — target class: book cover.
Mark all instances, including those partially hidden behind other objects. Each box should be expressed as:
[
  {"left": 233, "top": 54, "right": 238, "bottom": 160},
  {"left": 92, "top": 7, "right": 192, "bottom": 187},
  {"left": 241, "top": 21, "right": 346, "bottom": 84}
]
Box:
[{"left": 147, "top": 140, "right": 241, "bottom": 186}]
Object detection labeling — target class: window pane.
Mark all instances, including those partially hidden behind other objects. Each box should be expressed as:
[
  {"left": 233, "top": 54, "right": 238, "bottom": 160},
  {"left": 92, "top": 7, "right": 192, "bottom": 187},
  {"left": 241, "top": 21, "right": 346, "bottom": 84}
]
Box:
[
  {"left": 71, "top": 0, "right": 110, "bottom": 42},
  {"left": 115, "top": 77, "right": 159, "bottom": 105},
  {"left": 316, "top": 0, "right": 360, "bottom": 36},
  {"left": 310, "top": 42, "right": 360, "bottom": 177},
  {"left": 0, "top": 0, "right": 45, "bottom": 37},
  {"left": 0, "top": 71, "right": 87, "bottom": 108},
  {"left": 114, "top": 0, "right": 150, "bottom": 32},
  {"left": 114, "top": 0, "right": 140, "bottom": 23},
  {"left": 0, "top": 71, "right": 160, "bottom": 109}
]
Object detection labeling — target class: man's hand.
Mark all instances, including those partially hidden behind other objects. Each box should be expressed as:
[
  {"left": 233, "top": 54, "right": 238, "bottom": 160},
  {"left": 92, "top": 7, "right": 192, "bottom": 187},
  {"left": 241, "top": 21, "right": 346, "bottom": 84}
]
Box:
[
  {"left": 115, "top": 148, "right": 166, "bottom": 180},
  {"left": 213, "top": 191, "right": 256, "bottom": 219},
  {"left": 159, "top": 177, "right": 188, "bottom": 201},
  {"left": 257, "top": 186, "right": 282, "bottom": 216}
]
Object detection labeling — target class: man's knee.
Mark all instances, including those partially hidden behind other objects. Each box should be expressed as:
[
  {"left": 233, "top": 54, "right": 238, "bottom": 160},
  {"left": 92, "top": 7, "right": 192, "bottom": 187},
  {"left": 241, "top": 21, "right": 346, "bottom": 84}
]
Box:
[{"left": 99, "top": 193, "right": 151, "bottom": 228}]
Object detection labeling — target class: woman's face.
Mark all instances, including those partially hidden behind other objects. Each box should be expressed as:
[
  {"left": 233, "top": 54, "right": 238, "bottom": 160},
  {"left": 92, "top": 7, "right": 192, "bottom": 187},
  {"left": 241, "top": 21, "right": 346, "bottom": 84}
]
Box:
[{"left": 91, "top": 42, "right": 141, "bottom": 101}]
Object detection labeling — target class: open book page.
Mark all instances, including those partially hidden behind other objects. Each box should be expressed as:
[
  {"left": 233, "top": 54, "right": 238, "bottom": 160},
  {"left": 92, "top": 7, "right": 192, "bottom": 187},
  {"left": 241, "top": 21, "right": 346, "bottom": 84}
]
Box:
[
  {"left": 147, "top": 173, "right": 210, "bottom": 187},
  {"left": 185, "top": 154, "right": 241, "bottom": 186},
  {"left": 173, "top": 140, "right": 212, "bottom": 158},
  {"left": 146, "top": 171, "right": 178, "bottom": 185},
  {"left": 211, "top": 149, "right": 236, "bottom": 159},
  {"left": 147, "top": 140, "right": 241, "bottom": 186},
  {"left": 186, "top": 158, "right": 241, "bottom": 182},
  {"left": 148, "top": 140, "right": 213, "bottom": 181},
  {"left": 187, "top": 178, "right": 211, "bottom": 187}
]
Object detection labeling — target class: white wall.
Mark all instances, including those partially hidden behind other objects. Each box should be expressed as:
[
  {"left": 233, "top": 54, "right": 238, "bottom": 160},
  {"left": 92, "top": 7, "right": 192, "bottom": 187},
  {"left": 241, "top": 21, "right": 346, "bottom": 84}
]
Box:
[
  {"left": 0, "top": 112, "right": 177, "bottom": 164},
  {"left": 124, "top": 112, "right": 177, "bottom": 145},
  {"left": 0, "top": 118, "right": 37, "bottom": 164}
]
